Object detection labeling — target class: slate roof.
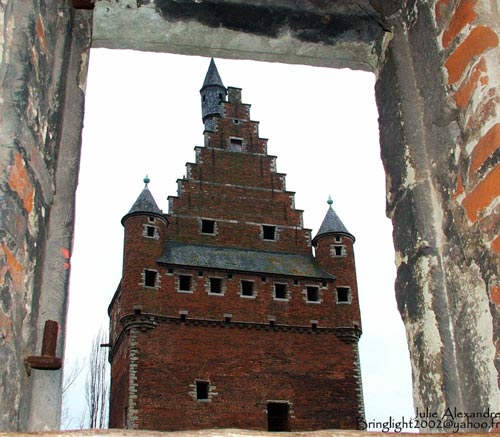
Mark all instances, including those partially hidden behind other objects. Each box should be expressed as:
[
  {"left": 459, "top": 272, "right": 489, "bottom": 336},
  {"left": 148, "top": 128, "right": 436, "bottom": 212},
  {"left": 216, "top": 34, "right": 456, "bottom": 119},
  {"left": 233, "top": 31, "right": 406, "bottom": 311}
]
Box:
[
  {"left": 201, "top": 58, "right": 226, "bottom": 90},
  {"left": 121, "top": 184, "right": 165, "bottom": 225},
  {"left": 313, "top": 204, "right": 354, "bottom": 242},
  {"left": 158, "top": 241, "right": 334, "bottom": 279}
]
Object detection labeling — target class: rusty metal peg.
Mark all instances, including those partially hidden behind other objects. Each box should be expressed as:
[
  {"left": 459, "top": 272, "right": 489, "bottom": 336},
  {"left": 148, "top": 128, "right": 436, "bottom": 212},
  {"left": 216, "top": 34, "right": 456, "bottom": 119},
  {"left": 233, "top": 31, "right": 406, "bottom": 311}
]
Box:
[{"left": 25, "top": 320, "right": 62, "bottom": 373}]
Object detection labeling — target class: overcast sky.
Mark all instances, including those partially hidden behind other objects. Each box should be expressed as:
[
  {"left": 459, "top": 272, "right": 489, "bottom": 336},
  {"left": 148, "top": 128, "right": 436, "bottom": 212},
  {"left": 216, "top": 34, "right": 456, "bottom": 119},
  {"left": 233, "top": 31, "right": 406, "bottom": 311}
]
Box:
[{"left": 64, "top": 49, "right": 414, "bottom": 429}]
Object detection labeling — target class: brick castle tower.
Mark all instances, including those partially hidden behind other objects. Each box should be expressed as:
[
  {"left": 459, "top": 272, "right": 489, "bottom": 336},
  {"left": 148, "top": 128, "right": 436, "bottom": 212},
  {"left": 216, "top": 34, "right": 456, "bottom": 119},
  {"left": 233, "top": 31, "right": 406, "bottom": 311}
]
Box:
[{"left": 108, "top": 59, "right": 364, "bottom": 432}]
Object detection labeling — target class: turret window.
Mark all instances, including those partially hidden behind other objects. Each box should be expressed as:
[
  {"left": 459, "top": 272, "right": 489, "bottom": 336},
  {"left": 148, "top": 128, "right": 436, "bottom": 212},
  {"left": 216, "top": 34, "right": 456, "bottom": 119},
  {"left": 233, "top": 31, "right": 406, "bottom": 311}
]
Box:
[
  {"left": 143, "top": 269, "right": 158, "bottom": 288},
  {"left": 332, "top": 245, "right": 346, "bottom": 257},
  {"left": 336, "top": 287, "right": 351, "bottom": 304}
]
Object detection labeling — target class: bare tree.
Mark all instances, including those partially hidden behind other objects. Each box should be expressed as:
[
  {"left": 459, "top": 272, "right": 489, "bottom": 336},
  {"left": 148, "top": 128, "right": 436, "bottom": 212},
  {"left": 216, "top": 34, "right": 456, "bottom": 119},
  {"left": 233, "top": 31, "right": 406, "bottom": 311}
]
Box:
[
  {"left": 85, "top": 327, "right": 109, "bottom": 428},
  {"left": 61, "top": 359, "right": 84, "bottom": 430}
]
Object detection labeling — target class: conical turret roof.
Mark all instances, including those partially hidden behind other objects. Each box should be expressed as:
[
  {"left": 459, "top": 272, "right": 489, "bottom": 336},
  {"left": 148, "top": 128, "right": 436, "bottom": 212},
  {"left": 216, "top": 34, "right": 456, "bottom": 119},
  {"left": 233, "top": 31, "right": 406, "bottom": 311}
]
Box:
[
  {"left": 201, "top": 58, "right": 225, "bottom": 90},
  {"left": 313, "top": 197, "right": 354, "bottom": 243},
  {"left": 121, "top": 177, "right": 165, "bottom": 225}
]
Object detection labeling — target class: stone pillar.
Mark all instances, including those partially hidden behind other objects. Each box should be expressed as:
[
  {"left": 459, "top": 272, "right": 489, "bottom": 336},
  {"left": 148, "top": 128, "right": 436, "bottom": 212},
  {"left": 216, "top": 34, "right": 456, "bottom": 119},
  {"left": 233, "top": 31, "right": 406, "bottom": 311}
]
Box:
[
  {"left": 376, "top": 0, "right": 500, "bottom": 421},
  {"left": 0, "top": 1, "right": 92, "bottom": 430}
]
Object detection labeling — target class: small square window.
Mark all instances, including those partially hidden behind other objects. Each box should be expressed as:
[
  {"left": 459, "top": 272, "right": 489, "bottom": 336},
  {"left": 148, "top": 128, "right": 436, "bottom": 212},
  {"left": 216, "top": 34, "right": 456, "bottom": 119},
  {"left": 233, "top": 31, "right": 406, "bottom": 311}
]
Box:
[
  {"left": 334, "top": 246, "right": 344, "bottom": 256},
  {"left": 144, "top": 270, "right": 157, "bottom": 288},
  {"left": 210, "top": 278, "right": 222, "bottom": 294},
  {"left": 294, "top": 279, "right": 299, "bottom": 286},
  {"left": 179, "top": 275, "right": 191, "bottom": 292},
  {"left": 148, "top": 216, "right": 155, "bottom": 223},
  {"left": 201, "top": 219, "right": 215, "bottom": 234},
  {"left": 262, "top": 225, "right": 276, "bottom": 240},
  {"left": 146, "top": 226, "right": 155, "bottom": 237},
  {"left": 196, "top": 381, "right": 209, "bottom": 400},
  {"left": 306, "top": 286, "right": 320, "bottom": 302},
  {"left": 274, "top": 284, "right": 287, "bottom": 300},
  {"left": 334, "top": 236, "right": 342, "bottom": 242},
  {"left": 337, "top": 287, "right": 351, "bottom": 303},
  {"left": 241, "top": 280, "right": 254, "bottom": 297}
]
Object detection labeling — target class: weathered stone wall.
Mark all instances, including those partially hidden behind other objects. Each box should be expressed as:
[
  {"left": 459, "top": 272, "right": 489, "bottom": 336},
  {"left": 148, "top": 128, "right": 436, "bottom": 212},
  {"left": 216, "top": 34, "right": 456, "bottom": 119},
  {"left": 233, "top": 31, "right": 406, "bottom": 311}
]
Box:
[
  {"left": 0, "top": 1, "right": 92, "bottom": 431},
  {"left": 376, "top": 0, "right": 500, "bottom": 420}
]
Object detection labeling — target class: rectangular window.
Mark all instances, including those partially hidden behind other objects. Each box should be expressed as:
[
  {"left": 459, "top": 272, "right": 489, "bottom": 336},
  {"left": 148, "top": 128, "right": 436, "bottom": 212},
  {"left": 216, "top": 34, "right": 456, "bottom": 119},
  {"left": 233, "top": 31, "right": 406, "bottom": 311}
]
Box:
[
  {"left": 179, "top": 275, "right": 191, "bottom": 292},
  {"left": 209, "top": 277, "right": 222, "bottom": 294},
  {"left": 336, "top": 287, "right": 351, "bottom": 303},
  {"left": 262, "top": 225, "right": 276, "bottom": 240},
  {"left": 267, "top": 402, "right": 290, "bottom": 432},
  {"left": 148, "top": 216, "right": 155, "bottom": 223},
  {"left": 306, "top": 286, "right": 320, "bottom": 302},
  {"left": 146, "top": 225, "right": 155, "bottom": 237},
  {"left": 333, "top": 245, "right": 345, "bottom": 256},
  {"left": 201, "top": 219, "right": 215, "bottom": 234},
  {"left": 274, "top": 283, "right": 287, "bottom": 300},
  {"left": 196, "top": 381, "right": 209, "bottom": 400},
  {"left": 241, "top": 280, "right": 254, "bottom": 297},
  {"left": 229, "top": 137, "right": 243, "bottom": 151},
  {"left": 144, "top": 270, "right": 157, "bottom": 287}
]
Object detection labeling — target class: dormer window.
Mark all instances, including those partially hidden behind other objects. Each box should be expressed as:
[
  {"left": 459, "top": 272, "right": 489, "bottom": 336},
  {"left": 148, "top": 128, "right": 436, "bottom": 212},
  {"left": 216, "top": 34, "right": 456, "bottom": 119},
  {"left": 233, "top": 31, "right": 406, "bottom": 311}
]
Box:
[{"left": 262, "top": 225, "right": 276, "bottom": 241}]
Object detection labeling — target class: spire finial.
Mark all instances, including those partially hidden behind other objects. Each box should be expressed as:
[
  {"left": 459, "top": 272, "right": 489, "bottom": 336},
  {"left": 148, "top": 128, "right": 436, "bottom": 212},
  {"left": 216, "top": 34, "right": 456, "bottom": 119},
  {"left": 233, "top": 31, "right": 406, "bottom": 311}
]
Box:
[
  {"left": 327, "top": 195, "right": 333, "bottom": 206},
  {"left": 144, "top": 174, "right": 150, "bottom": 185}
]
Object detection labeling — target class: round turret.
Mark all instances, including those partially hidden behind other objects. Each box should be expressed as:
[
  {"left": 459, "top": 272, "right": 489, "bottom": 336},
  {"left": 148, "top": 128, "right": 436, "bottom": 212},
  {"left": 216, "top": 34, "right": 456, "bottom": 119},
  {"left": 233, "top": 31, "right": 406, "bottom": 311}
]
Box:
[{"left": 200, "top": 58, "right": 227, "bottom": 130}]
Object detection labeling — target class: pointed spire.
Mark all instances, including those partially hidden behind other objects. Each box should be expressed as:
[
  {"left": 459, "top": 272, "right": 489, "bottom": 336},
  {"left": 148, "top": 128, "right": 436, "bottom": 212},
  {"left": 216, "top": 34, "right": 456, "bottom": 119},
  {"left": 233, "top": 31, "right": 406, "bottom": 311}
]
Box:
[
  {"left": 201, "top": 58, "right": 225, "bottom": 90},
  {"left": 313, "top": 197, "right": 355, "bottom": 243},
  {"left": 121, "top": 176, "right": 165, "bottom": 225}
]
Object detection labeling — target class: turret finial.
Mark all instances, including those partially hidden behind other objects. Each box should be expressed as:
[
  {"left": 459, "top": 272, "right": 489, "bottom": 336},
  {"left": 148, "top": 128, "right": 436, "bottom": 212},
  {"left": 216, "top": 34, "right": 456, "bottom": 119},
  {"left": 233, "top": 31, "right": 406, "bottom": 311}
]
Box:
[
  {"left": 327, "top": 195, "right": 333, "bottom": 206},
  {"left": 144, "top": 175, "right": 150, "bottom": 185}
]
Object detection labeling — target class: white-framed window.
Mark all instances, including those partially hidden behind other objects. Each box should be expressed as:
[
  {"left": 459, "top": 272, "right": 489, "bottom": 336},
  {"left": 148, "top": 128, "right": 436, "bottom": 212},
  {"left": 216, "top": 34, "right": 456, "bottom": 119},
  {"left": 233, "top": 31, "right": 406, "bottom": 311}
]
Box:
[
  {"left": 305, "top": 285, "right": 321, "bottom": 303},
  {"left": 273, "top": 283, "right": 288, "bottom": 300},
  {"left": 208, "top": 277, "right": 223, "bottom": 295},
  {"left": 178, "top": 274, "right": 192, "bottom": 293},
  {"left": 241, "top": 280, "right": 256, "bottom": 298},
  {"left": 332, "top": 245, "right": 347, "bottom": 257},
  {"left": 143, "top": 269, "right": 159, "bottom": 288},
  {"left": 336, "top": 286, "right": 351, "bottom": 304},
  {"left": 201, "top": 219, "right": 216, "bottom": 235},
  {"left": 262, "top": 225, "right": 277, "bottom": 241}
]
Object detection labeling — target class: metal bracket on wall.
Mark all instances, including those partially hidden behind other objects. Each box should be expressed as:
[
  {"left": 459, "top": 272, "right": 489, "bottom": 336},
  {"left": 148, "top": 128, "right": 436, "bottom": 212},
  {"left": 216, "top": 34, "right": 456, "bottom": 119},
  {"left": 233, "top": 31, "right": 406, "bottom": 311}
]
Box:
[
  {"left": 24, "top": 320, "right": 62, "bottom": 376},
  {"left": 72, "top": 0, "right": 95, "bottom": 9}
]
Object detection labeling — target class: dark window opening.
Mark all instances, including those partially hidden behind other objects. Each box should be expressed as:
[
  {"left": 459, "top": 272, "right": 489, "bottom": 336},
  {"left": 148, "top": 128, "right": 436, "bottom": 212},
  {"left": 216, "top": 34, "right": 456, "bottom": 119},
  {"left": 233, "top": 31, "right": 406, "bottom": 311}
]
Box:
[
  {"left": 202, "top": 95, "right": 206, "bottom": 102},
  {"left": 263, "top": 225, "right": 276, "bottom": 240},
  {"left": 224, "top": 315, "right": 231, "bottom": 324},
  {"left": 228, "top": 273, "right": 233, "bottom": 279},
  {"left": 146, "top": 226, "right": 155, "bottom": 237},
  {"left": 274, "top": 284, "right": 287, "bottom": 300},
  {"left": 196, "top": 381, "right": 209, "bottom": 400},
  {"left": 267, "top": 402, "right": 290, "bottom": 432},
  {"left": 337, "top": 287, "right": 350, "bottom": 303},
  {"left": 179, "top": 275, "right": 191, "bottom": 292},
  {"left": 148, "top": 216, "right": 155, "bottom": 223},
  {"left": 335, "top": 235, "right": 342, "bottom": 242},
  {"left": 334, "top": 246, "right": 343, "bottom": 256},
  {"left": 306, "top": 286, "right": 319, "bottom": 302},
  {"left": 241, "top": 280, "right": 254, "bottom": 297},
  {"left": 168, "top": 268, "right": 173, "bottom": 274},
  {"left": 180, "top": 313, "right": 187, "bottom": 322},
  {"left": 261, "top": 277, "right": 267, "bottom": 282},
  {"left": 198, "top": 271, "right": 204, "bottom": 277},
  {"left": 144, "top": 270, "right": 157, "bottom": 287},
  {"left": 311, "top": 321, "right": 318, "bottom": 330},
  {"left": 218, "top": 93, "right": 223, "bottom": 102},
  {"left": 269, "top": 319, "right": 275, "bottom": 328},
  {"left": 210, "top": 278, "right": 222, "bottom": 294},
  {"left": 294, "top": 279, "right": 299, "bottom": 285},
  {"left": 201, "top": 219, "right": 215, "bottom": 234}
]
